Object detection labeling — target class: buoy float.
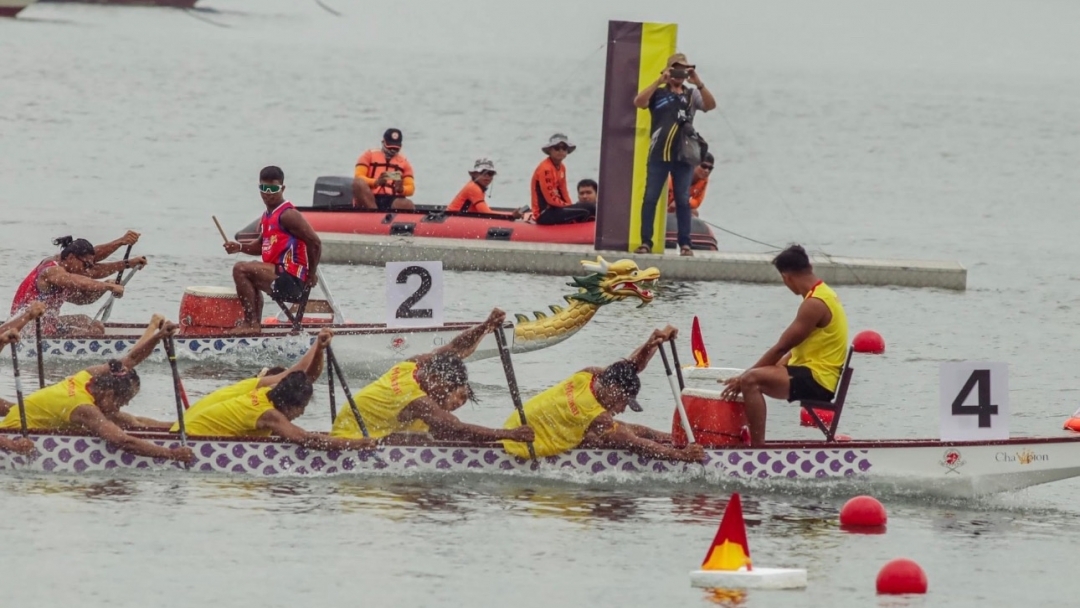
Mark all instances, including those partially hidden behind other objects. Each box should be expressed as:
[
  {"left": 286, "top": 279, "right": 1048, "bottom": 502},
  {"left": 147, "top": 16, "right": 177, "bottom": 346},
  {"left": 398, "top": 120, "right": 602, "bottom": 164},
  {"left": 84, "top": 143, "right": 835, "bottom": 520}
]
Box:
[
  {"left": 839, "top": 495, "right": 887, "bottom": 532},
  {"left": 876, "top": 558, "right": 927, "bottom": 595},
  {"left": 689, "top": 493, "right": 807, "bottom": 590},
  {"left": 1063, "top": 407, "right": 1080, "bottom": 432},
  {"left": 799, "top": 407, "right": 834, "bottom": 428},
  {"left": 852, "top": 330, "right": 885, "bottom": 354}
]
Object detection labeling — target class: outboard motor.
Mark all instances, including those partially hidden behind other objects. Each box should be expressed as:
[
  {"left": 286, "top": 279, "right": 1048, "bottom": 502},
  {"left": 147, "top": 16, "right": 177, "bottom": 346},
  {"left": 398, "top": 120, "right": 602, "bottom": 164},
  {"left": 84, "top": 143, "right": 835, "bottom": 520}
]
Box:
[{"left": 312, "top": 176, "right": 355, "bottom": 208}]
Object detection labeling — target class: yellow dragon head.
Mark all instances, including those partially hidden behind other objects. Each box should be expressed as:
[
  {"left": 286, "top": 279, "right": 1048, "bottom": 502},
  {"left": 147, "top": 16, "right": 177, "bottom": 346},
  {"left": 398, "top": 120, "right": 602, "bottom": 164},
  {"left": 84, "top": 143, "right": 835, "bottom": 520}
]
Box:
[{"left": 568, "top": 256, "right": 661, "bottom": 308}]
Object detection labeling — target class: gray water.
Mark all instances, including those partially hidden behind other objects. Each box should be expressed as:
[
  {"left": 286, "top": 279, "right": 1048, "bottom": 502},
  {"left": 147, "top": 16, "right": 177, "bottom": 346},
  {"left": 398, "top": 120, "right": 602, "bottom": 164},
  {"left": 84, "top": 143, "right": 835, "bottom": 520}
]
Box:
[{"left": 2, "top": 0, "right": 1080, "bottom": 606}]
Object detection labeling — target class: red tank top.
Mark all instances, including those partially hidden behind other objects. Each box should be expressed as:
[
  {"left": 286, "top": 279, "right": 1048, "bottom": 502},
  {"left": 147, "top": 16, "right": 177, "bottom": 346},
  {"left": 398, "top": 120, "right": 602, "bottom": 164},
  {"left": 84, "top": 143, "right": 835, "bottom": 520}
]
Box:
[
  {"left": 260, "top": 201, "right": 309, "bottom": 280},
  {"left": 11, "top": 260, "right": 64, "bottom": 316}
]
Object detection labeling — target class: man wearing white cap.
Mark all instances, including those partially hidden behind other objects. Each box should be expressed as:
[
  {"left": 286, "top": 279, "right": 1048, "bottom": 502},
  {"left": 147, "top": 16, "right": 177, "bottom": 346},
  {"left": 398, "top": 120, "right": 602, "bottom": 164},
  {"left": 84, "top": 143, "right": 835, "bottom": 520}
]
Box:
[
  {"left": 446, "top": 158, "right": 523, "bottom": 219},
  {"left": 529, "top": 134, "right": 596, "bottom": 225}
]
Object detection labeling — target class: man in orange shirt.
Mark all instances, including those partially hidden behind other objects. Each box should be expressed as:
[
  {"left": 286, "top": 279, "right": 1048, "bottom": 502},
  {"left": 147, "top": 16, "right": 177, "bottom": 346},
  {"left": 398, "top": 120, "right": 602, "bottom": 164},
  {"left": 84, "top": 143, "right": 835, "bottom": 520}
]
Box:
[
  {"left": 352, "top": 128, "right": 416, "bottom": 211},
  {"left": 667, "top": 153, "right": 713, "bottom": 217},
  {"left": 530, "top": 134, "right": 595, "bottom": 225},
  {"left": 447, "top": 159, "right": 522, "bottom": 219}
]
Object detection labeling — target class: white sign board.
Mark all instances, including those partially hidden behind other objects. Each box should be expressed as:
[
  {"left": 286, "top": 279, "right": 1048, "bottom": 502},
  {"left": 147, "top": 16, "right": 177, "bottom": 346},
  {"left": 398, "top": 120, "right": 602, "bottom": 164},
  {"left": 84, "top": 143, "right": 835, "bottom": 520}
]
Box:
[
  {"left": 939, "top": 362, "right": 1009, "bottom": 441},
  {"left": 385, "top": 261, "right": 444, "bottom": 329}
]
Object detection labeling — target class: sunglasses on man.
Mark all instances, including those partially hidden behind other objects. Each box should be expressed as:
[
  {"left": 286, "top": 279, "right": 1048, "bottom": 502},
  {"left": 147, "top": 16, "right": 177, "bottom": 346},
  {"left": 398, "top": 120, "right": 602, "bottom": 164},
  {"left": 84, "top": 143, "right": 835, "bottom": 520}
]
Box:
[
  {"left": 259, "top": 184, "right": 284, "bottom": 194},
  {"left": 701, "top": 164, "right": 714, "bottom": 172}
]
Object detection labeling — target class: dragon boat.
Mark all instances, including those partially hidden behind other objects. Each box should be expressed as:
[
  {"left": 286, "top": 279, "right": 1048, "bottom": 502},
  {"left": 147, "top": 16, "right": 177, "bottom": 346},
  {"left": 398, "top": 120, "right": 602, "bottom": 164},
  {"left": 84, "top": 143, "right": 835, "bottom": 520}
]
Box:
[
  {"left": 17, "top": 257, "right": 659, "bottom": 371},
  {"left": 0, "top": 0, "right": 37, "bottom": 17}
]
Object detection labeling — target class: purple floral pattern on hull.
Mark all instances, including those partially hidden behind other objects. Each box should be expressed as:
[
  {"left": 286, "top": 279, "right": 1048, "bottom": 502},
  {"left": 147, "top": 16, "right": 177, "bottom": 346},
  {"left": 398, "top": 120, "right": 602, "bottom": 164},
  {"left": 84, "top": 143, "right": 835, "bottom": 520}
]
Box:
[
  {"left": 16, "top": 335, "right": 316, "bottom": 362},
  {"left": 0, "top": 435, "right": 873, "bottom": 480}
]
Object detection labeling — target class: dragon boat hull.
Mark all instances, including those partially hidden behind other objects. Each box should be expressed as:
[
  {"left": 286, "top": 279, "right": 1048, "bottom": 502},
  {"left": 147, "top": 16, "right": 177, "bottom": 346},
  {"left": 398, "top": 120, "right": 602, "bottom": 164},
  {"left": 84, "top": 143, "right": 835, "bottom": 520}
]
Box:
[
  {"left": 0, "top": 0, "right": 36, "bottom": 17},
  {"left": 4, "top": 431, "right": 1080, "bottom": 498}
]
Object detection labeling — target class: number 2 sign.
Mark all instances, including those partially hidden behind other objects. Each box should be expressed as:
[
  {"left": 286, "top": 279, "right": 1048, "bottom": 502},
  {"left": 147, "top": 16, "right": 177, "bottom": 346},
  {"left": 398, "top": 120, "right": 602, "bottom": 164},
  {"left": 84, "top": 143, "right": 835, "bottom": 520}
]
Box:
[
  {"left": 385, "top": 261, "right": 444, "bottom": 329},
  {"left": 939, "top": 362, "right": 1009, "bottom": 441}
]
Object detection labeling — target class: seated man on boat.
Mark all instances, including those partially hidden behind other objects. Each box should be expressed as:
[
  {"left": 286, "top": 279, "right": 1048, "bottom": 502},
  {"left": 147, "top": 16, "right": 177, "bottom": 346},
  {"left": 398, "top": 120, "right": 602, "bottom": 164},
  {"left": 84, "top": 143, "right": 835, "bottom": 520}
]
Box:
[
  {"left": 530, "top": 134, "right": 596, "bottom": 225},
  {"left": 0, "top": 314, "right": 195, "bottom": 464},
  {"left": 352, "top": 128, "right": 416, "bottom": 211},
  {"left": 176, "top": 330, "right": 377, "bottom": 451},
  {"left": 446, "top": 158, "right": 523, "bottom": 219},
  {"left": 223, "top": 165, "right": 322, "bottom": 334},
  {"left": 667, "top": 153, "right": 713, "bottom": 218},
  {"left": 330, "top": 308, "right": 535, "bottom": 445},
  {"left": 502, "top": 326, "right": 705, "bottom": 463},
  {"left": 10, "top": 232, "right": 147, "bottom": 337},
  {"left": 576, "top": 178, "right": 598, "bottom": 213},
  {"left": 719, "top": 244, "right": 849, "bottom": 445}
]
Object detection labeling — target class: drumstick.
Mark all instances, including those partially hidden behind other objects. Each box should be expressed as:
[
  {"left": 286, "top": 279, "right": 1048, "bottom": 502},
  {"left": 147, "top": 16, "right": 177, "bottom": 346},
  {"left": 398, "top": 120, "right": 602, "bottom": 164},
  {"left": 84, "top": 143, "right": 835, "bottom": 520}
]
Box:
[{"left": 212, "top": 216, "right": 229, "bottom": 244}]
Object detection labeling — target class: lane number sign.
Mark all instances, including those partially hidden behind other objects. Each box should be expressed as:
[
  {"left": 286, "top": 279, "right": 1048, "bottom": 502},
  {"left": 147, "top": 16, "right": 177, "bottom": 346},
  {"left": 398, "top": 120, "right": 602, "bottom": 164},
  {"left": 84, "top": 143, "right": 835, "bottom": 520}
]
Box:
[
  {"left": 385, "top": 261, "right": 444, "bottom": 329},
  {"left": 939, "top": 362, "right": 1009, "bottom": 441}
]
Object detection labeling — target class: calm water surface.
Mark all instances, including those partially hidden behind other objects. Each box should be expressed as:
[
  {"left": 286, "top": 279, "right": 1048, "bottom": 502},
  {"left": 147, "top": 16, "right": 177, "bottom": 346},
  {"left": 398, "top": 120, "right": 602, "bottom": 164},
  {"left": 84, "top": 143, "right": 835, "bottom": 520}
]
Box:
[{"left": 2, "top": 0, "right": 1080, "bottom": 606}]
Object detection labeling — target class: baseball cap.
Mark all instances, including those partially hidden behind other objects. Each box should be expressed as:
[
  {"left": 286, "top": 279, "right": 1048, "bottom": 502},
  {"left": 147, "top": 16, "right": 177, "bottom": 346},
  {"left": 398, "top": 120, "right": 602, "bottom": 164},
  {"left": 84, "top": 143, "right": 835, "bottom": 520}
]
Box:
[{"left": 383, "top": 128, "right": 403, "bottom": 149}]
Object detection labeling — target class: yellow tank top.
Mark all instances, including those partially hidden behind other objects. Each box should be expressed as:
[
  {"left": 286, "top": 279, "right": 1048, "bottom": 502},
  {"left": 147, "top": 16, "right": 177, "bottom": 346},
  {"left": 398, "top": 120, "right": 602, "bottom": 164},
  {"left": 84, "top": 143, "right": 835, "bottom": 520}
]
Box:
[
  {"left": 184, "top": 377, "right": 261, "bottom": 418},
  {"left": 0, "top": 371, "right": 95, "bottom": 431},
  {"left": 177, "top": 386, "right": 275, "bottom": 437},
  {"left": 788, "top": 281, "right": 849, "bottom": 391},
  {"left": 330, "top": 361, "right": 429, "bottom": 439},
  {"left": 502, "top": 371, "right": 607, "bottom": 458}
]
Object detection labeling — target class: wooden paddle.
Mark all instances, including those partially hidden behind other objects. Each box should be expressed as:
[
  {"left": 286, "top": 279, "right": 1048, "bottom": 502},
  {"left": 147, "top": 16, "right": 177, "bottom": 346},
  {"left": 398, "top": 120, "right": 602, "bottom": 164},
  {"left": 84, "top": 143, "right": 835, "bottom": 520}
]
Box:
[
  {"left": 162, "top": 335, "right": 188, "bottom": 447},
  {"left": 114, "top": 244, "right": 133, "bottom": 284},
  {"left": 493, "top": 325, "right": 537, "bottom": 464},
  {"left": 326, "top": 347, "right": 338, "bottom": 421},
  {"left": 659, "top": 338, "right": 696, "bottom": 444},
  {"left": 10, "top": 345, "right": 28, "bottom": 438},
  {"left": 34, "top": 317, "right": 44, "bottom": 389},
  {"left": 324, "top": 345, "right": 370, "bottom": 437}
]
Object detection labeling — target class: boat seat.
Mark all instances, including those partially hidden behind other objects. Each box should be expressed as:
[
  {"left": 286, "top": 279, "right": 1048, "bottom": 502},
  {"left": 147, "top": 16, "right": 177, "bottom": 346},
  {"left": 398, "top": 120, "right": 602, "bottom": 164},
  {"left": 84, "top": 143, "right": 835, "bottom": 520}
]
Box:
[{"left": 798, "top": 345, "right": 854, "bottom": 442}]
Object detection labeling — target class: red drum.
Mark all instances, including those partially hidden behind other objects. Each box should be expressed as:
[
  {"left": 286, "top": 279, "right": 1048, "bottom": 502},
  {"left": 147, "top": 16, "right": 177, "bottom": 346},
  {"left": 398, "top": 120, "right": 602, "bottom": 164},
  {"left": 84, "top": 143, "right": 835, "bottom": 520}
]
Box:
[
  {"left": 178, "top": 286, "right": 244, "bottom": 331},
  {"left": 671, "top": 388, "right": 750, "bottom": 447}
]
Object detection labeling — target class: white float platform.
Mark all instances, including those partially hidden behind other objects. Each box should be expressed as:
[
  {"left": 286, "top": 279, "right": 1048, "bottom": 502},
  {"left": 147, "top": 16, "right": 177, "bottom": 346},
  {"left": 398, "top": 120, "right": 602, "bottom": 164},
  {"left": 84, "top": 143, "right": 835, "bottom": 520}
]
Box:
[
  {"left": 689, "top": 567, "right": 808, "bottom": 590},
  {"left": 319, "top": 233, "right": 967, "bottom": 291}
]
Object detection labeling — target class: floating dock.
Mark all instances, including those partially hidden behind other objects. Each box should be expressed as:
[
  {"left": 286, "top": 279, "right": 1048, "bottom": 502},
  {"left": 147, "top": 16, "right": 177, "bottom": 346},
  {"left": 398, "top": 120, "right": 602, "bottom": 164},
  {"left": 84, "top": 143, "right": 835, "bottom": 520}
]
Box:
[{"left": 319, "top": 234, "right": 967, "bottom": 291}]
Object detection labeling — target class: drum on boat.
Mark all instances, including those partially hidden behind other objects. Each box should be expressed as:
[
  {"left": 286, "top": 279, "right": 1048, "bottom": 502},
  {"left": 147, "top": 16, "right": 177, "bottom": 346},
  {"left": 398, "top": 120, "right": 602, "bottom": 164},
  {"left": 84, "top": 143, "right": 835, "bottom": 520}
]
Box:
[
  {"left": 178, "top": 286, "right": 244, "bottom": 332},
  {"left": 671, "top": 388, "right": 751, "bottom": 448}
]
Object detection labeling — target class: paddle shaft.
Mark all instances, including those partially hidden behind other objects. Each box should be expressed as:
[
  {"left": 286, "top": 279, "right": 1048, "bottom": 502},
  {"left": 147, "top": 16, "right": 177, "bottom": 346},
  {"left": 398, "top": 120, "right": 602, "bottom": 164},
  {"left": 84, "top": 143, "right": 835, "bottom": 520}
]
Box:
[
  {"left": 114, "top": 244, "right": 133, "bottom": 284},
  {"left": 212, "top": 216, "right": 229, "bottom": 244},
  {"left": 669, "top": 336, "right": 686, "bottom": 391},
  {"left": 95, "top": 265, "right": 143, "bottom": 323},
  {"left": 163, "top": 336, "right": 188, "bottom": 446},
  {"left": 326, "top": 347, "right": 337, "bottom": 421},
  {"left": 325, "top": 345, "right": 370, "bottom": 437},
  {"left": 34, "top": 317, "right": 44, "bottom": 389},
  {"left": 493, "top": 326, "right": 537, "bottom": 461},
  {"left": 659, "top": 341, "right": 696, "bottom": 444},
  {"left": 10, "top": 347, "right": 28, "bottom": 437}
]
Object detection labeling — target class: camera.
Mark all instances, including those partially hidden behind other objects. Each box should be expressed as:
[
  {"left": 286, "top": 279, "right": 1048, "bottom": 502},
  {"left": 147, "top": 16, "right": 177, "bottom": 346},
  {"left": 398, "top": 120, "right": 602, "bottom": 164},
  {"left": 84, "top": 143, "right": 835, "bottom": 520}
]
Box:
[{"left": 670, "top": 68, "right": 689, "bottom": 79}]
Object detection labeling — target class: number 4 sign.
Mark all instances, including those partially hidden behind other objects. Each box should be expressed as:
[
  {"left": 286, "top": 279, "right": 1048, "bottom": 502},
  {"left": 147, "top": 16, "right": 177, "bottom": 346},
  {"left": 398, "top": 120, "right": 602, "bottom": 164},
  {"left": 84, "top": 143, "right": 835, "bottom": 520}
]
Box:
[
  {"left": 385, "top": 261, "right": 444, "bottom": 329},
  {"left": 939, "top": 362, "right": 1009, "bottom": 441}
]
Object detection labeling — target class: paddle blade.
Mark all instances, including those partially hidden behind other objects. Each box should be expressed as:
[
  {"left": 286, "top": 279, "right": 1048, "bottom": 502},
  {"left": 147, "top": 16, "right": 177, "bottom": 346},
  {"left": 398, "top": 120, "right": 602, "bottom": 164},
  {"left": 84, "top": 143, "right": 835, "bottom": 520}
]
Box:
[
  {"left": 691, "top": 316, "right": 710, "bottom": 368},
  {"left": 701, "top": 493, "right": 752, "bottom": 571}
]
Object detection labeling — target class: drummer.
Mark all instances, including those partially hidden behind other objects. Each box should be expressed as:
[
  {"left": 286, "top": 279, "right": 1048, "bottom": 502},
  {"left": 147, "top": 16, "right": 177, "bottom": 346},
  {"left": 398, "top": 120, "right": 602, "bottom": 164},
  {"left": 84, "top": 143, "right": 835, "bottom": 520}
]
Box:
[
  {"left": 0, "top": 314, "right": 194, "bottom": 465},
  {"left": 10, "top": 232, "right": 147, "bottom": 337},
  {"left": 329, "top": 308, "right": 535, "bottom": 445},
  {"left": 175, "top": 330, "right": 377, "bottom": 452},
  {"left": 222, "top": 166, "right": 322, "bottom": 335},
  {"left": 501, "top": 326, "right": 705, "bottom": 463}
]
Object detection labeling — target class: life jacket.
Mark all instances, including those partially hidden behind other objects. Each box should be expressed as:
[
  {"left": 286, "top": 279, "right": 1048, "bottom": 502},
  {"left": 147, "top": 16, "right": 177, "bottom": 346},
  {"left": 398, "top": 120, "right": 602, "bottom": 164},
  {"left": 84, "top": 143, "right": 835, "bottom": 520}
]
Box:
[
  {"left": 177, "top": 386, "right": 275, "bottom": 437},
  {"left": 360, "top": 149, "right": 413, "bottom": 197},
  {"left": 0, "top": 371, "right": 94, "bottom": 431},
  {"left": 330, "top": 361, "right": 429, "bottom": 439},
  {"left": 10, "top": 260, "right": 64, "bottom": 318},
  {"left": 260, "top": 201, "right": 309, "bottom": 281},
  {"left": 501, "top": 371, "right": 607, "bottom": 458}
]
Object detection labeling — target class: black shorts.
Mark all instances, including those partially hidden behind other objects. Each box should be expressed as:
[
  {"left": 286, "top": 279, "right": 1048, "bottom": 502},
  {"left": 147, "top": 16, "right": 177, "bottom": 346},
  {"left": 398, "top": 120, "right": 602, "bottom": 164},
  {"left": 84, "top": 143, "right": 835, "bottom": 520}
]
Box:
[
  {"left": 786, "top": 365, "right": 835, "bottom": 402},
  {"left": 271, "top": 271, "right": 306, "bottom": 303},
  {"left": 374, "top": 194, "right": 398, "bottom": 211}
]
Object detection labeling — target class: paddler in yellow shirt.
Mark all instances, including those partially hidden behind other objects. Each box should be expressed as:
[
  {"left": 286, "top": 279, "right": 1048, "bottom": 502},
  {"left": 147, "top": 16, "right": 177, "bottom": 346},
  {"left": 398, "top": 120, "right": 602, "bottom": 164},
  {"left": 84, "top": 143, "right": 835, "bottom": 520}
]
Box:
[
  {"left": 330, "top": 308, "right": 535, "bottom": 445},
  {"left": 0, "top": 322, "right": 40, "bottom": 456},
  {"left": 0, "top": 314, "right": 195, "bottom": 465},
  {"left": 502, "top": 326, "right": 705, "bottom": 463},
  {"left": 720, "top": 244, "right": 849, "bottom": 445},
  {"left": 178, "top": 329, "right": 376, "bottom": 452}
]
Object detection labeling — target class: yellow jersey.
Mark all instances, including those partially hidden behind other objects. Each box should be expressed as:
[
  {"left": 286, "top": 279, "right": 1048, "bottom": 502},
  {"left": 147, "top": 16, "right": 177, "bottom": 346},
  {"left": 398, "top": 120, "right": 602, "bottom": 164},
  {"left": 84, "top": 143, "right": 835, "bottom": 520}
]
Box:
[
  {"left": 176, "top": 386, "right": 275, "bottom": 437},
  {"left": 0, "top": 371, "right": 94, "bottom": 431},
  {"left": 502, "top": 371, "right": 607, "bottom": 458},
  {"left": 330, "top": 361, "right": 429, "bottom": 439},
  {"left": 788, "top": 281, "right": 849, "bottom": 391},
  {"left": 185, "top": 377, "right": 261, "bottom": 418}
]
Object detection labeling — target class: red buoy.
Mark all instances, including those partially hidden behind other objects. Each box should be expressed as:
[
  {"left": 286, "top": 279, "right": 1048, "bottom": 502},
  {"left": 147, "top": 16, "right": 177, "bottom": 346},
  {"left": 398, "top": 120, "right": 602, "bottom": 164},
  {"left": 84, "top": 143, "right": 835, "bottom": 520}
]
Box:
[
  {"left": 839, "top": 495, "right": 887, "bottom": 528},
  {"left": 799, "top": 407, "right": 834, "bottom": 427},
  {"left": 852, "top": 330, "right": 885, "bottom": 354},
  {"left": 876, "top": 558, "right": 927, "bottom": 595}
]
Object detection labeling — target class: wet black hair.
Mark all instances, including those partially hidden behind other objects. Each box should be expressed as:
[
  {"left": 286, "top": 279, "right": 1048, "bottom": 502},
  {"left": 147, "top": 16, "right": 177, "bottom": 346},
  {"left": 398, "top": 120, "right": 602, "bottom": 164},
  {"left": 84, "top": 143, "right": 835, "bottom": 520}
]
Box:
[
  {"left": 426, "top": 352, "right": 469, "bottom": 388},
  {"left": 702, "top": 152, "right": 715, "bottom": 165},
  {"left": 772, "top": 244, "right": 812, "bottom": 274},
  {"left": 53, "top": 236, "right": 95, "bottom": 260},
  {"left": 260, "top": 165, "right": 285, "bottom": 183},
  {"left": 597, "top": 360, "right": 641, "bottom": 397},
  {"left": 267, "top": 371, "right": 313, "bottom": 410},
  {"left": 92, "top": 360, "right": 142, "bottom": 404},
  {"left": 577, "top": 179, "right": 598, "bottom": 192}
]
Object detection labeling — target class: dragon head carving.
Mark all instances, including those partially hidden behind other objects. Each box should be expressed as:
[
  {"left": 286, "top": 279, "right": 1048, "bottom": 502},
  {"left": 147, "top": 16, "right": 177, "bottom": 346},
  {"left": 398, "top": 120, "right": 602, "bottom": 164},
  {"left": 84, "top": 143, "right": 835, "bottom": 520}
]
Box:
[{"left": 568, "top": 256, "right": 661, "bottom": 309}]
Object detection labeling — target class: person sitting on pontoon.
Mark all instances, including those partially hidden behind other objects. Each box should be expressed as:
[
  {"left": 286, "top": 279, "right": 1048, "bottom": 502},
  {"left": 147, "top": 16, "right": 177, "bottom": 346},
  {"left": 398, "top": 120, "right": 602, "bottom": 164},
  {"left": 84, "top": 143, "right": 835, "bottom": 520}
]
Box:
[
  {"left": 501, "top": 326, "right": 705, "bottom": 463},
  {"left": 330, "top": 308, "right": 535, "bottom": 445},
  {"left": 176, "top": 329, "right": 376, "bottom": 451},
  {"left": 0, "top": 314, "right": 195, "bottom": 464},
  {"left": 719, "top": 244, "right": 849, "bottom": 446},
  {"left": 10, "top": 232, "right": 147, "bottom": 337},
  {"left": 446, "top": 158, "right": 523, "bottom": 219}
]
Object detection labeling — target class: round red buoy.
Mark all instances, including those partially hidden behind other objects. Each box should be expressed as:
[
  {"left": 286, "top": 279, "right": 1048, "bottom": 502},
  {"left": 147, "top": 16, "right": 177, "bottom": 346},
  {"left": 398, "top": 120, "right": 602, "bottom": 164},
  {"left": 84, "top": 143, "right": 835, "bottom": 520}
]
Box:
[
  {"left": 876, "top": 558, "right": 927, "bottom": 595},
  {"left": 799, "top": 407, "right": 834, "bottom": 427},
  {"left": 853, "top": 330, "right": 885, "bottom": 354},
  {"left": 840, "top": 495, "right": 887, "bottom": 528}
]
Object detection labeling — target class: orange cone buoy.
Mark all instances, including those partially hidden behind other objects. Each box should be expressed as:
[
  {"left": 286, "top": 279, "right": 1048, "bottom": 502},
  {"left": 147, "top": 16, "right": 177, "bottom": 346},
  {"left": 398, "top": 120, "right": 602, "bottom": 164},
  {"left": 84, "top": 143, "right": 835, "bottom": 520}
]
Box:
[
  {"left": 839, "top": 495, "right": 887, "bottom": 531},
  {"left": 852, "top": 330, "right": 885, "bottom": 354},
  {"left": 799, "top": 407, "right": 834, "bottom": 427},
  {"left": 876, "top": 558, "right": 927, "bottom": 595}
]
